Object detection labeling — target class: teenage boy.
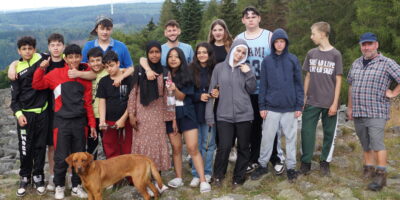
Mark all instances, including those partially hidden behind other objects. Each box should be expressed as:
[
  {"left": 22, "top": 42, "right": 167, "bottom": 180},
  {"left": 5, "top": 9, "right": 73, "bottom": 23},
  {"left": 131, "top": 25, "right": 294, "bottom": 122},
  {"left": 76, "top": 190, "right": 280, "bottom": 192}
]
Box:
[
  {"left": 97, "top": 50, "right": 133, "bottom": 159},
  {"left": 301, "top": 21, "right": 343, "bottom": 176},
  {"left": 32, "top": 44, "right": 97, "bottom": 199},
  {"left": 87, "top": 47, "right": 108, "bottom": 160},
  {"left": 82, "top": 16, "right": 133, "bottom": 86},
  {"left": 142, "top": 20, "right": 194, "bottom": 80},
  {"left": 251, "top": 28, "right": 304, "bottom": 182},
  {"left": 236, "top": 6, "right": 285, "bottom": 174},
  {"left": 347, "top": 32, "right": 400, "bottom": 191},
  {"left": 11, "top": 36, "right": 48, "bottom": 197}
]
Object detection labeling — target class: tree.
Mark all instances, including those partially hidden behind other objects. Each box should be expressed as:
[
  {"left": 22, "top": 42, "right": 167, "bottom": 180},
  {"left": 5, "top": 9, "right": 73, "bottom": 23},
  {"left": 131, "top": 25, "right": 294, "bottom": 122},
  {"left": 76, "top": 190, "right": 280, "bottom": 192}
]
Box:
[
  {"left": 180, "top": 0, "right": 204, "bottom": 43},
  {"left": 219, "top": 0, "right": 243, "bottom": 36},
  {"left": 198, "top": 0, "right": 220, "bottom": 41},
  {"left": 259, "top": 0, "right": 288, "bottom": 30},
  {"left": 159, "top": 0, "right": 175, "bottom": 27}
]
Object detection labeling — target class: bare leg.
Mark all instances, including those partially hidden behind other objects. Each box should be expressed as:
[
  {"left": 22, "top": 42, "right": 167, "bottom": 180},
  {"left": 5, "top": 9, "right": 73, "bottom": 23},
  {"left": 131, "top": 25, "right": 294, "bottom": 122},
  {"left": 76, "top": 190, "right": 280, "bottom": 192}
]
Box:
[
  {"left": 168, "top": 133, "right": 183, "bottom": 178},
  {"left": 184, "top": 129, "right": 206, "bottom": 182}
]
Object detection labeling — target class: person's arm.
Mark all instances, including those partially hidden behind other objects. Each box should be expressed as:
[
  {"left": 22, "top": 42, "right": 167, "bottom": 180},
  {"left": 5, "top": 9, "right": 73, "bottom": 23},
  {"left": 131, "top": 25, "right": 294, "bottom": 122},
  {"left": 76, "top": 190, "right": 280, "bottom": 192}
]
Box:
[
  {"left": 68, "top": 69, "right": 96, "bottom": 80},
  {"left": 32, "top": 65, "right": 51, "bottom": 90},
  {"left": 386, "top": 84, "right": 400, "bottom": 98},
  {"left": 240, "top": 64, "right": 256, "bottom": 94},
  {"left": 98, "top": 98, "right": 107, "bottom": 130},
  {"left": 7, "top": 60, "right": 18, "bottom": 81},
  {"left": 303, "top": 72, "right": 310, "bottom": 105},
  {"left": 205, "top": 67, "right": 219, "bottom": 126},
  {"left": 140, "top": 57, "right": 158, "bottom": 80},
  {"left": 386, "top": 61, "right": 400, "bottom": 98},
  {"left": 10, "top": 79, "right": 27, "bottom": 127},
  {"left": 83, "top": 81, "right": 96, "bottom": 131},
  {"left": 112, "top": 66, "right": 134, "bottom": 87},
  {"left": 346, "top": 85, "right": 353, "bottom": 120},
  {"left": 293, "top": 57, "right": 304, "bottom": 118},
  {"left": 328, "top": 75, "right": 342, "bottom": 116},
  {"left": 115, "top": 109, "right": 128, "bottom": 129}
]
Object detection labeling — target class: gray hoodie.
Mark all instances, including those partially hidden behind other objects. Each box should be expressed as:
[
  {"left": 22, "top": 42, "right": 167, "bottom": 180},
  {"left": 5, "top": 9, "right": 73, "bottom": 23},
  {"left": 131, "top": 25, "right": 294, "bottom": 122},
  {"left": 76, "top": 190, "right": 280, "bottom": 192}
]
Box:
[{"left": 205, "top": 39, "right": 256, "bottom": 124}]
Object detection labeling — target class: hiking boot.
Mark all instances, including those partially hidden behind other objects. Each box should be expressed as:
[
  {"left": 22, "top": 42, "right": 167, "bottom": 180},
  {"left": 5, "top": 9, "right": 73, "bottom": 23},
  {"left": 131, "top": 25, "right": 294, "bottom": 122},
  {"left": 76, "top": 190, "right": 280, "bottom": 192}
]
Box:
[
  {"left": 320, "top": 161, "right": 331, "bottom": 177},
  {"left": 274, "top": 162, "right": 285, "bottom": 175},
  {"left": 16, "top": 177, "right": 31, "bottom": 197},
  {"left": 71, "top": 185, "right": 88, "bottom": 198},
  {"left": 33, "top": 175, "right": 46, "bottom": 195},
  {"left": 287, "top": 169, "right": 298, "bottom": 183},
  {"left": 368, "top": 168, "right": 387, "bottom": 191},
  {"left": 300, "top": 162, "right": 311, "bottom": 175},
  {"left": 250, "top": 166, "right": 268, "bottom": 180},
  {"left": 363, "top": 165, "right": 376, "bottom": 180}
]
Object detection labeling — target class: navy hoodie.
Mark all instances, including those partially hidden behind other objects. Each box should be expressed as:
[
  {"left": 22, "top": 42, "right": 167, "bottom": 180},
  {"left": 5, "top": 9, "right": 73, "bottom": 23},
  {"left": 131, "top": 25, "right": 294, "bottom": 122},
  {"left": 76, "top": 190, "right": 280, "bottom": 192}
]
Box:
[{"left": 258, "top": 28, "right": 304, "bottom": 112}]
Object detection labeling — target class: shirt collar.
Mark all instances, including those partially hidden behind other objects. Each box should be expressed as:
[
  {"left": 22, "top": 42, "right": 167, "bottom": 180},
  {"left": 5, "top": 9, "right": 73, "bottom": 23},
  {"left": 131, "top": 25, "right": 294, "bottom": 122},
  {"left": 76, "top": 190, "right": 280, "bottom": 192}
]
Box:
[{"left": 94, "top": 38, "right": 115, "bottom": 48}]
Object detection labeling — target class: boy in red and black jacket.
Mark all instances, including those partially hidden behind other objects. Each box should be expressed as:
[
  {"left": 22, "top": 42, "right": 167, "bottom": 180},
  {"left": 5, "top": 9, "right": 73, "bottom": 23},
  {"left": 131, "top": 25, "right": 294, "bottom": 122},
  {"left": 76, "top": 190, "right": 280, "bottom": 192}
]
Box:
[{"left": 32, "top": 44, "right": 96, "bottom": 199}]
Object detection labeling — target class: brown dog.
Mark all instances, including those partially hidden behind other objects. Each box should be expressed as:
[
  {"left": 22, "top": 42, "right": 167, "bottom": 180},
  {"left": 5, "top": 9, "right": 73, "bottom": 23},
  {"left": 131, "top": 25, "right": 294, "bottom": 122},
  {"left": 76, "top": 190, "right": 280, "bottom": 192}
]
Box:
[{"left": 66, "top": 152, "right": 163, "bottom": 200}]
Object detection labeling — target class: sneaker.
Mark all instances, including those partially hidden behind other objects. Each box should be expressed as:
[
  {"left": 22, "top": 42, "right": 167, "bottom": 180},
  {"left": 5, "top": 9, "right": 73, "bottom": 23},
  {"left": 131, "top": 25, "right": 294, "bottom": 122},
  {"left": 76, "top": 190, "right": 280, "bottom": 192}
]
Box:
[
  {"left": 320, "top": 161, "right": 331, "bottom": 177},
  {"left": 274, "top": 162, "right": 285, "bottom": 175},
  {"left": 47, "top": 175, "right": 55, "bottom": 192},
  {"left": 205, "top": 174, "right": 212, "bottom": 183},
  {"left": 33, "top": 175, "right": 46, "bottom": 195},
  {"left": 245, "top": 165, "right": 255, "bottom": 174},
  {"left": 54, "top": 186, "right": 65, "bottom": 200},
  {"left": 199, "top": 182, "right": 211, "bottom": 193},
  {"left": 287, "top": 169, "right": 298, "bottom": 183},
  {"left": 251, "top": 166, "right": 268, "bottom": 180},
  {"left": 229, "top": 148, "right": 237, "bottom": 162},
  {"left": 155, "top": 182, "right": 169, "bottom": 193},
  {"left": 300, "top": 162, "right": 311, "bottom": 175},
  {"left": 71, "top": 185, "right": 88, "bottom": 198},
  {"left": 16, "top": 177, "right": 30, "bottom": 197},
  {"left": 147, "top": 187, "right": 155, "bottom": 197},
  {"left": 167, "top": 178, "right": 184, "bottom": 188},
  {"left": 210, "top": 177, "right": 223, "bottom": 187},
  {"left": 189, "top": 177, "right": 200, "bottom": 187}
]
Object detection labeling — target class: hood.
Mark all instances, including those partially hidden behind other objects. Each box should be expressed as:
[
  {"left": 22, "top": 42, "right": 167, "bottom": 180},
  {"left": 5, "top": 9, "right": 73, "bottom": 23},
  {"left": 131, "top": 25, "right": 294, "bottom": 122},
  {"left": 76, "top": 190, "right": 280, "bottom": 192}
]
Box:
[
  {"left": 227, "top": 38, "right": 249, "bottom": 67},
  {"left": 271, "top": 28, "right": 289, "bottom": 56}
]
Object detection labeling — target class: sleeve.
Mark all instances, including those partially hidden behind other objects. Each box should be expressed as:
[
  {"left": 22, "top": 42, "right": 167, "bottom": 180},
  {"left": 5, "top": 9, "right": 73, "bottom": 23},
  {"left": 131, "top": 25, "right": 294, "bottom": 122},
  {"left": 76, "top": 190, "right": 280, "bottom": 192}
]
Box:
[
  {"left": 205, "top": 67, "right": 218, "bottom": 125},
  {"left": 10, "top": 80, "right": 23, "bottom": 118},
  {"left": 387, "top": 60, "right": 400, "bottom": 83},
  {"left": 96, "top": 78, "right": 107, "bottom": 98},
  {"left": 293, "top": 56, "right": 304, "bottom": 111},
  {"left": 83, "top": 80, "right": 96, "bottom": 128},
  {"left": 32, "top": 67, "right": 51, "bottom": 90},
  {"left": 120, "top": 44, "right": 134, "bottom": 68},
  {"left": 258, "top": 58, "right": 267, "bottom": 110},
  {"left": 127, "top": 84, "right": 138, "bottom": 116},
  {"left": 335, "top": 50, "right": 343, "bottom": 75},
  {"left": 81, "top": 43, "right": 90, "bottom": 63},
  {"left": 244, "top": 70, "right": 257, "bottom": 94},
  {"left": 302, "top": 51, "right": 311, "bottom": 72}
]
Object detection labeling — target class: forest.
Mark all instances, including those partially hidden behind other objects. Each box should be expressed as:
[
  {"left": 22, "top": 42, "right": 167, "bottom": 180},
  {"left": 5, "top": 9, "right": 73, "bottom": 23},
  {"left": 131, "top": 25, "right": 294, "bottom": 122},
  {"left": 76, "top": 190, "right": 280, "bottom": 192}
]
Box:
[{"left": 1, "top": 0, "right": 400, "bottom": 104}]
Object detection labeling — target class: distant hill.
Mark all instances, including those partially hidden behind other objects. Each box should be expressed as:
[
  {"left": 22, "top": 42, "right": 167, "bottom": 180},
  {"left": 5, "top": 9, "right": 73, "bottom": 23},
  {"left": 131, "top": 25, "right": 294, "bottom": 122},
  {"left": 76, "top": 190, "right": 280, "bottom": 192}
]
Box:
[{"left": 0, "top": 2, "right": 161, "bottom": 70}]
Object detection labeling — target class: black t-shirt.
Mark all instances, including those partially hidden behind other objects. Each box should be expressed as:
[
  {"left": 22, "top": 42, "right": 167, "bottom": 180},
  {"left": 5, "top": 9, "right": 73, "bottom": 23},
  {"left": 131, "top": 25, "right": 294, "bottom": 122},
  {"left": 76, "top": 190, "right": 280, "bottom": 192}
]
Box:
[
  {"left": 47, "top": 59, "right": 65, "bottom": 73},
  {"left": 211, "top": 43, "right": 227, "bottom": 64},
  {"left": 96, "top": 75, "right": 133, "bottom": 121}
]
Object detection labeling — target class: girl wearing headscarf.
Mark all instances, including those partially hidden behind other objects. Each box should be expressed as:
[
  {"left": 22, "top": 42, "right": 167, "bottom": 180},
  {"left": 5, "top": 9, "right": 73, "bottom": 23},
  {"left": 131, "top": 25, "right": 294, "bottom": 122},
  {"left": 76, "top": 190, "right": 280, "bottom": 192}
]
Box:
[{"left": 127, "top": 41, "right": 174, "bottom": 174}]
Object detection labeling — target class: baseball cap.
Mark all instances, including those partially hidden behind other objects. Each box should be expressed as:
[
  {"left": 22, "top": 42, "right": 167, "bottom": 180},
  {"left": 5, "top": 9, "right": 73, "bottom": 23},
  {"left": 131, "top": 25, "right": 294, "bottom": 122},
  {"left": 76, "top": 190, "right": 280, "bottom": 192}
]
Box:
[
  {"left": 90, "top": 16, "right": 113, "bottom": 36},
  {"left": 359, "top": 32, "right": 377, "bottom": 44}
]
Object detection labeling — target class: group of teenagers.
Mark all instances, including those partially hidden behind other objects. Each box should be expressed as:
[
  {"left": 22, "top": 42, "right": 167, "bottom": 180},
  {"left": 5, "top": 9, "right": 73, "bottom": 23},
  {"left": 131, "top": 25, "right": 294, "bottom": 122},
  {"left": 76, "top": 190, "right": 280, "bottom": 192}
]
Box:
[{"left": 9, "top": 5, "right": 400, "bottom": 199}]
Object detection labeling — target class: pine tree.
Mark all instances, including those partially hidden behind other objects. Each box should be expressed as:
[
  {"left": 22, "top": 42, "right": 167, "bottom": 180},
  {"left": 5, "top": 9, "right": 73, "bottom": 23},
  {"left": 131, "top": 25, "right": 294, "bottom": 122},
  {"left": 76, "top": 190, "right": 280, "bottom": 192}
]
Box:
[
  {"left": 219, "top": 0, "right": 243, "bottom": 36},
  {"left": 198, "top": 0, "right": 220, "bottom": 41},
  {"left": 180, "top": 0, "right": 204, "bottom": 43},
  {"left": 159, "top": 0, "right": 176, "bottom": 27}
]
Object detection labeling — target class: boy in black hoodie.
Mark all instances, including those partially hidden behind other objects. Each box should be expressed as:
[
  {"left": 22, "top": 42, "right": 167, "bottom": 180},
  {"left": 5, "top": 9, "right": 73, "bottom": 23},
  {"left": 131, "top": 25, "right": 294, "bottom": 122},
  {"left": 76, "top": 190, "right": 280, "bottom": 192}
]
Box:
[{"left": 251, "top": 28, "right": 304, "bottom": 182}]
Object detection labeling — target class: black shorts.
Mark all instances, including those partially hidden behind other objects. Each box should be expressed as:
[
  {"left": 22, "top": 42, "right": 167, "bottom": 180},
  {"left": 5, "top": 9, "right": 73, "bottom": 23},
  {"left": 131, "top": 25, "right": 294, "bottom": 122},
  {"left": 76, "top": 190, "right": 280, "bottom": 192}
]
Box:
[{"left": 166, "top": 117, "right": 197, "bottom": 134}]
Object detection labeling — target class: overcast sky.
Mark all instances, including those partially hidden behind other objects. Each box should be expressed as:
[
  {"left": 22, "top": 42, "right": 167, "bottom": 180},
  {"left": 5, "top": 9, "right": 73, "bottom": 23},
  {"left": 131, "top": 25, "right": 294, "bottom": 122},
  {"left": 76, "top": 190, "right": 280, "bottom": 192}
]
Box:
[{"left": 2, "top": 0, "right": 162, "bottom": 12}]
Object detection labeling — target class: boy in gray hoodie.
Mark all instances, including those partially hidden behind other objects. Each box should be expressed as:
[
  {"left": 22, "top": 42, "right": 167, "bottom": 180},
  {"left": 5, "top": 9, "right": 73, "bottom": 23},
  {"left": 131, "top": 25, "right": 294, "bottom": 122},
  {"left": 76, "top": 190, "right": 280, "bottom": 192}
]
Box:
[
  {"left": 206, "top": 38, "right": 256, "bottom": 186},
  {"left": 251, "top": 28, "right": 304, "bottom": 182}
]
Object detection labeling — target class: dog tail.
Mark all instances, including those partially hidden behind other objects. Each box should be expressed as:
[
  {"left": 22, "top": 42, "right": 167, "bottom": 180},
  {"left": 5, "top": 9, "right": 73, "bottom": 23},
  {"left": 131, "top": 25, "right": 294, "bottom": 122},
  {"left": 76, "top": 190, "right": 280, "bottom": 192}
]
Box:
[{"left": 150, "top": 160, "right": 163, "bottom": 189}]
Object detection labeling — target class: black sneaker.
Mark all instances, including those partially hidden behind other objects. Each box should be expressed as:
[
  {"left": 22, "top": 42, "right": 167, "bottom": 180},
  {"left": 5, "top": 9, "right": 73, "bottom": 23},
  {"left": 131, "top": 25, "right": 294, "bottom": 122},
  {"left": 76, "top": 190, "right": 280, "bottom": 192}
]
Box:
[
  {"left": 287, "top": 169, "right": 298, "bottom": 183},
  {"left": 210, "top": 177, "right": 223, "bottom": 187},
  {"left": 320, "top": 161, "right": 331, "bottom": 177},
  {"left": 245, "top": 164, "right": 255, "bottom": 174},
  {"left": 33, "top": 175, "right": 46, "bottom": 195},
  {"left": 300, "top": 162, "right": 311, "bottom": 175},
  {"left": 250, "top": 166, "right": 268, "bottom": 180},
  {"left": 16, "top": 177, "right": 31, "bottom": 197}
]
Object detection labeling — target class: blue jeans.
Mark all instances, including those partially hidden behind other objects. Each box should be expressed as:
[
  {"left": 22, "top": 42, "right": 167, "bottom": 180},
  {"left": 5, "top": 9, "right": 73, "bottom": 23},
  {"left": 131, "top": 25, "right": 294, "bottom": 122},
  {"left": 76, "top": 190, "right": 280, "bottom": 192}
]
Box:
[{"left": 192, "top": 123, "right": 216, "bottom": 177}]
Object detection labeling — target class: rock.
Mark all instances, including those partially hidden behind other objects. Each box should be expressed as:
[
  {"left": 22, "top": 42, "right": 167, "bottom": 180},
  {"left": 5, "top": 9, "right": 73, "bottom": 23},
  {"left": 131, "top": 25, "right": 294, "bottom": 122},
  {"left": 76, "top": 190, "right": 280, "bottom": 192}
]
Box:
[
  {"left": 333, "top": 156, "right": 350, "bottom": 168},
  {"left": 212, "top": 194, "right": 247, "bottom": 200},
  {"left": 298, "top": 181, "right": 315, "bottom": 191},
  {"left": 333, "top": 187, "right": 354, "bottom": 198},
  {"left": 107, "top": 185, "right": 144, "bottom": 200},
  {"left": 251, "top": 194, "right": 273, "bottom": 200},
  {"left": 277, "top": 189, "right": 304, "bottom": 200},
  {"left": 243, "top": 173, "right": 271, "bottom": 190},
  {"left": 0, "top": 162, "right": 14, "bottom": 174},
  {"left": 276, "top": 180, "right": 293, "bottom": 190},
  {"left": 307, "top": 190, "right": 335, "bottom": 200}
]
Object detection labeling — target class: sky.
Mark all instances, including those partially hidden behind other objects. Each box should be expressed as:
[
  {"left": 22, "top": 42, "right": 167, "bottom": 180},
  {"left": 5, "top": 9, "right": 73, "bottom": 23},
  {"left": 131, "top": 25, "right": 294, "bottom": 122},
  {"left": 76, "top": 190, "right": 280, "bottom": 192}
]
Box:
[{"left": 2, "top": 0, "right": 162, "bottom": 12}]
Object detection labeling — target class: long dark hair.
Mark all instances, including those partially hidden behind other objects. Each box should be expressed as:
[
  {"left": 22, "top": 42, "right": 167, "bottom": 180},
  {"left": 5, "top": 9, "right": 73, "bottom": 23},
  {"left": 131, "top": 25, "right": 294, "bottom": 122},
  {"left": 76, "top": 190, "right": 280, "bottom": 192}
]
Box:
[
  {"left": 166, "top": 47, "right": 193, "bottom": 89},
  {"left": 190, "top": 42, "right": 216, "bottom": 89}
]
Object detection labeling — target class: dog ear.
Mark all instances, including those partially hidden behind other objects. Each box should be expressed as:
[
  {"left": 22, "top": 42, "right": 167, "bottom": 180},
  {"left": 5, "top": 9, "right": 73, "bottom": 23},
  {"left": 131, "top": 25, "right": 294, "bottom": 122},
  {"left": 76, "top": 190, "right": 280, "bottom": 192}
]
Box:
[
  {"left": 84, "top": 152, "right": 94, "bottom": 163},
  {"left": 65, "top": 153, "right": 74, "bottom": 167}
]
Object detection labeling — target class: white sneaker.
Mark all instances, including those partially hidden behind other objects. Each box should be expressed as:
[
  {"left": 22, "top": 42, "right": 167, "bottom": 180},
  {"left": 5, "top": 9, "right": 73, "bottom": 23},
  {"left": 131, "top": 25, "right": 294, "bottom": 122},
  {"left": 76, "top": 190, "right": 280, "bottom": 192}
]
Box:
[
  {"left": 189, "top": 177, "right": 200, "bottom": 187},
  {"left": 199, "top": 182, "right": 211, "bottom": 193},
  {"left": 154, "top": 181, "right": 169, "bottom": 193},
  {"left": 274, "top": 163, "right": 285, "bottom": 175},
  {"left": 205, "top": 175, "right": 212, "bottom": 183},
  {"left": 71, "top": 185, "right": 88, "bottom": 198},
  {"left": 147, "top": 187, "right": 155, "bottom": 197},
  {"left": 47, "top": 175, "right": 55, "bottom": 191},
  {"left": 55, "top": 186, "right": 65, "bottom": 200},
  {"left": 36, "top": 185, "right": 46, "bottom": 195},
  {"left": 167, "top": 178, "right": 184, "bottom": 188}
]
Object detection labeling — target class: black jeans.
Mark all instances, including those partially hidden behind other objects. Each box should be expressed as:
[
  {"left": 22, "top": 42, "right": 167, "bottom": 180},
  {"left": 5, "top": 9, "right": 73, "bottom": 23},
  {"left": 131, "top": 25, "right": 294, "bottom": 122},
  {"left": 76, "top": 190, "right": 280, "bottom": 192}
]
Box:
[
  {"left": 250, "top": 94, "right": 282, "bottom": 166},
  {"left": 213, "top": 121, "right": 252, "bottom": 183}
]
